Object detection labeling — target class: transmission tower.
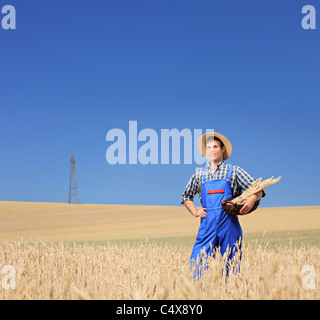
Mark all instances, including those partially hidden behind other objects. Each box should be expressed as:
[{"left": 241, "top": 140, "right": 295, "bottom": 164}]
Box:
[{"left": 68, "top": 152, "right": 79, "bottom": 203}]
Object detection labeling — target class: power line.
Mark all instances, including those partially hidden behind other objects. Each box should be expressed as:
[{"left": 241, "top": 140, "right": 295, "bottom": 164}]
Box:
[{"left": 68, "top": 152, "right": 79, "bottom": 204}]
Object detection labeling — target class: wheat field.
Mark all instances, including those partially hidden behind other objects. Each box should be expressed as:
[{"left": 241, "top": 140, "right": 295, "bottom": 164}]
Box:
[
  {"left": 1, "top": 201, "right": 319, "bottom": 241},
  {"left": 0, "top": 240, "right": 319, "bottom": 300},
  {"left": 0, "top": 201, "right": 319, "bottom": 300}
]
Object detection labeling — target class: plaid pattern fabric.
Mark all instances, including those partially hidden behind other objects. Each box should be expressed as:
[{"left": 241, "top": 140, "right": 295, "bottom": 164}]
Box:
[{"left": 181, "top": 160, "right": 264, "bottom": 204}]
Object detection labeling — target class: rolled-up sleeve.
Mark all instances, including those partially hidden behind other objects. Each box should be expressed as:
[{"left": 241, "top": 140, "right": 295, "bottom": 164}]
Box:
[{"left": 181, "top": 172, "right": 200, "bottom": 204}]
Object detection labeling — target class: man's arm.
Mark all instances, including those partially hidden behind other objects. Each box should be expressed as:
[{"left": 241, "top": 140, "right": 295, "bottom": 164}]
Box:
[
  {"left": 181, "top": 171, "right": 207, "bottom": 218},
  {"left": 239, "top": 190, "right": 263, "bottom": 215},
  {"left": 234, "top": 166, "right": 266, "bottom": 215},
  {"left": 183, "top": 200, "right": 207, "bottom": 218}
]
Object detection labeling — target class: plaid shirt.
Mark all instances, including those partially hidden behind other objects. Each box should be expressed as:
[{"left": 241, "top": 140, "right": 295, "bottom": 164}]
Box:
[{"left": 181, "top": 160, "right": 265, "bottom": 204}]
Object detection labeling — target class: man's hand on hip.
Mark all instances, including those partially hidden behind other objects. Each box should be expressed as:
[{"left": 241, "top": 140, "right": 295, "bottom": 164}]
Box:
[
  {"left": 183, "top": 200, "right": 207, "bottom": 218},
  {"left": 193, "top": 208, "right": 207, "bottom": 218}
]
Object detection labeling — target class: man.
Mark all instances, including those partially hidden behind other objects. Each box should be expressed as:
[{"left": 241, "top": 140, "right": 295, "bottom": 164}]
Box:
[{"left": 181, "top": 132, "right": 265, "bottom": 278}]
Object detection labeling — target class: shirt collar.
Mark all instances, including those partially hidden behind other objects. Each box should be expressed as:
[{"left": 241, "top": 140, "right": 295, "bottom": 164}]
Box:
[{"left": 207, "top": 160, "right": 225, "bottom": 170}]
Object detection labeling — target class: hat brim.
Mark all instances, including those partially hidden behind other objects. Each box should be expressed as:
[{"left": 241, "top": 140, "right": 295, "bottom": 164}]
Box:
[{"left": 197, "top": 132, "right": 232, "bottom": 160}]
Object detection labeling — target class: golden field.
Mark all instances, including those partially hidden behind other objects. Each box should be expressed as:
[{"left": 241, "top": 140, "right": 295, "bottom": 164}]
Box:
[
  {"left": 0, "top": 201, "right": 319, "bottom": 300},
  {"left": 1, "top": 240, "right": 319, "bottom": 300},
  {"left": 0, "top": 201, "right": 319, "bottom": 242}
]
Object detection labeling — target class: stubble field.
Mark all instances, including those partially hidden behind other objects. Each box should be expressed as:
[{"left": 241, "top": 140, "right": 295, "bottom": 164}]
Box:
[{"left": 0, "top": 201, "right": 319, "bottom": 300}]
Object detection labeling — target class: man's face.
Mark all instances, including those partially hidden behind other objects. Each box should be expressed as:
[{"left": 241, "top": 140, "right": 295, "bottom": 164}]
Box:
[{"left": 206, "top": 140, "right": 225, "bottom": 162}]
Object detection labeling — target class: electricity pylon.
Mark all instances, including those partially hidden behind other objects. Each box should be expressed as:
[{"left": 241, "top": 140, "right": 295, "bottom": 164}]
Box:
[{"left": 68, "top": 152, "right": 79, "bottom": 203}]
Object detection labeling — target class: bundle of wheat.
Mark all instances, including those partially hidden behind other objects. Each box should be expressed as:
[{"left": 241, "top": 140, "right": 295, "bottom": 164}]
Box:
[
  {"left": 232, "top": 176, "right": 281, "bottom": 205},
  {"left": 221, "top": 176, "right": 281, "bottom": 216}
]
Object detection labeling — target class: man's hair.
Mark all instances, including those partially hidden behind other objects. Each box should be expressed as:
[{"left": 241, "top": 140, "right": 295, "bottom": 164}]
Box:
[{"left": 206, "top": 136, "right": 225, "bottom": 148}]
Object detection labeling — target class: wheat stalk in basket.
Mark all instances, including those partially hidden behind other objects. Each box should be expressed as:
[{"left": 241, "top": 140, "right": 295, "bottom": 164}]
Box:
[{"left": 232, "top": 176, "right": 281, "bottom": 204}]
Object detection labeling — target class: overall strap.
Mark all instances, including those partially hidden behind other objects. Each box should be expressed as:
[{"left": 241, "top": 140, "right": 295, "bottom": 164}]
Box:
[
  {"left": 202, "top": 167, "right": 207, "bottom": 183},
  {"left": 226, "top": 165, "right": 233, "bottom": 181}
]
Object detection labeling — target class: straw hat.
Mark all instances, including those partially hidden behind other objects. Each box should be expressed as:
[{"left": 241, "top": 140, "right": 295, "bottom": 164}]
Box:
[{"left": 197, "top": 132, "right": 232, "bottom": 160}]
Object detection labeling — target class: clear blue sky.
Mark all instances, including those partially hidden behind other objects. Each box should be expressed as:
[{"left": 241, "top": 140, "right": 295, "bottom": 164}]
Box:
[{"left": 1, "top": 0, "right": 319, "bottom": 207}]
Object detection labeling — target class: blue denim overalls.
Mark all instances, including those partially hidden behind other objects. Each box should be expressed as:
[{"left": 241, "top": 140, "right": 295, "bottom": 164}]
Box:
[{"left": 190, "top": 165, "right": 242, "bottom": 279}]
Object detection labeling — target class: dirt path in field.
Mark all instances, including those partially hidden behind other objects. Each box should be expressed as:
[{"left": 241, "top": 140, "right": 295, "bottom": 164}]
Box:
[{"left": 0, "top": 201, "right": 319, "bottom": 241}]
